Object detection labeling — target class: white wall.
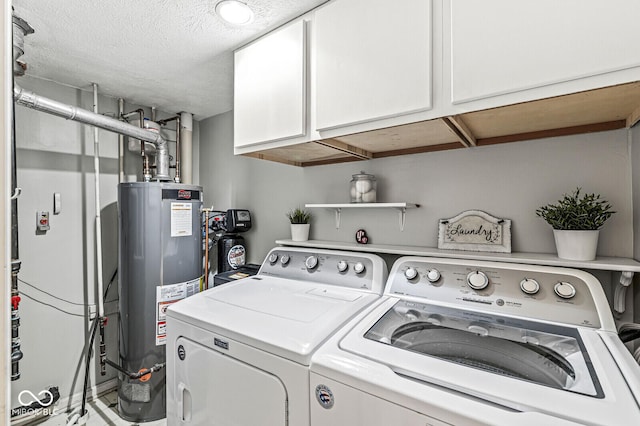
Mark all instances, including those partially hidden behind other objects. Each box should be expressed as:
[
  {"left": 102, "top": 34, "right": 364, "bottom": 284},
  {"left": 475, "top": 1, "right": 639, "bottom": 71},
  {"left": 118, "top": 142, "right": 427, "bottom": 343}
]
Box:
[
  {"left": 200, "top": 111, "right": 634, "bottom": 265},
  {"left": 2, "top": 2, "right": 11, "bottom": 421},
  {"left": 10, "top": 76, "right": 196, "bottom": 410}
]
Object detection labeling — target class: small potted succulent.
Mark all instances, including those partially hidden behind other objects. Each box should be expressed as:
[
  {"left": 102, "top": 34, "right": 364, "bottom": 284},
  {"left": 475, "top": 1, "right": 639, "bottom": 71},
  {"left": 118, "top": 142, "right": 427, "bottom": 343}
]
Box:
[
  {"left": 535, "top": 188, "right": 615, "bottom": 261},
  {"left": 286, "top": 207, "right": 312, "bottom": 241}
]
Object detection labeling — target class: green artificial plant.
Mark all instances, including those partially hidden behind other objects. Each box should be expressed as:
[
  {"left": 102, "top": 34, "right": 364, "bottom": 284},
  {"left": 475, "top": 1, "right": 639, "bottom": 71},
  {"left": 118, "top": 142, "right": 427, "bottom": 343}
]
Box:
[
  {"left": 535, "top": 187, "right": 615, "bottom": 230},
  {"left": 286, "top": 207, "right": 312, "bottom": 224}
]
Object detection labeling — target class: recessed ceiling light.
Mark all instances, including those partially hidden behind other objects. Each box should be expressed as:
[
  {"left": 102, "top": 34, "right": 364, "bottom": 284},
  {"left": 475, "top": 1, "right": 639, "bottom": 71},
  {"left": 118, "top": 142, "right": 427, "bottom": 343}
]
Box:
[{"left": 215, "top": 1, "right": 254, "bottom": 25}]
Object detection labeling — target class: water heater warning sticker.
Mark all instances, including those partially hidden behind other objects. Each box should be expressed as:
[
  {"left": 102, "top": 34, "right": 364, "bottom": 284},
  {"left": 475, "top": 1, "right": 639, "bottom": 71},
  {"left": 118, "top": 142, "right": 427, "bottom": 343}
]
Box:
[
  {"left": 170, "top": 203, "right": 192, "bottom": 237},
  {"left": 155, "top": 277, "right": 203, "bottom": 345}
]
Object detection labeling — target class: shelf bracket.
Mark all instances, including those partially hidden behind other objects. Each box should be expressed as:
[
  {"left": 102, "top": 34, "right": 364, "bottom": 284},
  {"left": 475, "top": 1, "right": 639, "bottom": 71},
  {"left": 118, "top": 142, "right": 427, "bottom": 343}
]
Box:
[
  {"left": 614, "top": 271, "right": 634, "bottom": 314},
  {"left": 333, "top": 208, "right": 341, "bottom": 229},
  {"left": 397, "top": 207, "right": 407, "bottom": 231}
]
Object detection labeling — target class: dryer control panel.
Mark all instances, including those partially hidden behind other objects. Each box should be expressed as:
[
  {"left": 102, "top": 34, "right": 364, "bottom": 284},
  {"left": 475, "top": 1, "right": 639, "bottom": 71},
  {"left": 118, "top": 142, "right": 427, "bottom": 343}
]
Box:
[
  {"left": 259, "top": 248, "right": 387, "bottom": 294},
  {"left": 387, "top": 257, "right": 607, "bottom": 329}
]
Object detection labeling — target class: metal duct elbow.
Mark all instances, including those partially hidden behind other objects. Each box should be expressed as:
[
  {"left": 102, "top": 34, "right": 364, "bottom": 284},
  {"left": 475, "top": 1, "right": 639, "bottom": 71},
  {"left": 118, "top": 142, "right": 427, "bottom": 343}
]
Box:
[
  {"left": 14, "top": 83, "right": 172, "bottom": 181},
  {"left": 12, "top": 14, "right": 34, "bottom": 76}
]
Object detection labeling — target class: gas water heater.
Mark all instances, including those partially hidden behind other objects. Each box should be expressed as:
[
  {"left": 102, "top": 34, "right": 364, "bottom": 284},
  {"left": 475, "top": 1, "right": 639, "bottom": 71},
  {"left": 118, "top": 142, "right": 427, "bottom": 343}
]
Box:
[{"left": 118, "top": 182, "right": 203, "bottom": 422}]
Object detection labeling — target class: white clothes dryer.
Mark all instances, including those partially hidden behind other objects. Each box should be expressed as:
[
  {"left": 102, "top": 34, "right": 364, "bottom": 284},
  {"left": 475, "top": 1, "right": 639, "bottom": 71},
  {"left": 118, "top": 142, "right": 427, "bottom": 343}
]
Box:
[
  {"left": 310, "top": 256, "right": 640, "bottom": 426},
  {"left": 166, "top": 247, "right": 387, "bottom": 426}
]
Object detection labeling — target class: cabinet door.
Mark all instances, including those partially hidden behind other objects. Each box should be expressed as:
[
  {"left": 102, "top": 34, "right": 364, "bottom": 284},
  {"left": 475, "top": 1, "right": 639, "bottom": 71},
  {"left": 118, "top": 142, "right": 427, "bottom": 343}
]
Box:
[
  {"left": 234, "top": 19, "right": 306, "bottom": 148},
  {"left": 450, "top": 0, "right": 640, "bottom": 104},
  {"left": 315, "top": 0, "right": 432, "bottom": 131}
]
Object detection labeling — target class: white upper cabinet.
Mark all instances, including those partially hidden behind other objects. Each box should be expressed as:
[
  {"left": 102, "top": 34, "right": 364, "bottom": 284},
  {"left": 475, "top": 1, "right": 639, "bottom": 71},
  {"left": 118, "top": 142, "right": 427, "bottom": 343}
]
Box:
[
  {"left": 234, "top": 19, "right": 307, "bottom": 148},
  {"left": 448, "top": 0, "right": 640, "bottom": 106},
  {"left": 314, "top": 0, "right": 432, "bottom": 132}
]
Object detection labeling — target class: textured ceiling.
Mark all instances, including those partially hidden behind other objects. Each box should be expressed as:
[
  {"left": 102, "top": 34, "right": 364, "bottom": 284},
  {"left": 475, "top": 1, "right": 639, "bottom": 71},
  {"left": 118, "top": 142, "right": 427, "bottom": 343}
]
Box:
[{"left": 12, "top": 0, "right": 328, "bottom": 120}]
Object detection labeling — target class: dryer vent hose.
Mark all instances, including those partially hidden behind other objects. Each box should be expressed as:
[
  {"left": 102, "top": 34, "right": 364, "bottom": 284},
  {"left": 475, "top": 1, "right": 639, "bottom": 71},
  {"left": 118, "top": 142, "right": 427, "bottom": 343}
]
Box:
[{"left": 618, "top": 323, "right": 640, "bottom": 344}]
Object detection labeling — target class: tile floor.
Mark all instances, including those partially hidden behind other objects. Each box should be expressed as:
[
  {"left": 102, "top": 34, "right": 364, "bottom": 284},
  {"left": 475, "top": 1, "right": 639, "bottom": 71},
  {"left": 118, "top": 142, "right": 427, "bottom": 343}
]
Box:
[{"left": 35, "top": 391, "right": 167, "bottom": 426}]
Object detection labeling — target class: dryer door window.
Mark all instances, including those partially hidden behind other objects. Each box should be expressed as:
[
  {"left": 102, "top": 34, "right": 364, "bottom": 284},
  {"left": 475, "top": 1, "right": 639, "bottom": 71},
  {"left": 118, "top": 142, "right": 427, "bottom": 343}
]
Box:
[{"left": 364, "top": 301, "right": 603, "bottom": 397}]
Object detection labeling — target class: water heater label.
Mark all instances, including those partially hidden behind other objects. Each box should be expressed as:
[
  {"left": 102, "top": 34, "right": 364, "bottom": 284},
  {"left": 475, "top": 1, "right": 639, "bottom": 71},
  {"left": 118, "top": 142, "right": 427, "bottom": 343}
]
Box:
[
  {"left": 155, "top": 276, "right": 203, "bottom": 345},
  {"left": 170, "top": 203, "right": 192, "bottom": 237}
]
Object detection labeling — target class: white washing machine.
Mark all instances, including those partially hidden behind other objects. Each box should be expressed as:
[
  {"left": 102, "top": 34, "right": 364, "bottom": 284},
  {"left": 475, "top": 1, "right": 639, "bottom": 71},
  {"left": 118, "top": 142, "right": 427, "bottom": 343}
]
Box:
[
  {"left": 166, "top": 247, "right": 387, "bottom": 425},
  {"left": 310, "top": 256, "right": 640, "bottom": 426}
]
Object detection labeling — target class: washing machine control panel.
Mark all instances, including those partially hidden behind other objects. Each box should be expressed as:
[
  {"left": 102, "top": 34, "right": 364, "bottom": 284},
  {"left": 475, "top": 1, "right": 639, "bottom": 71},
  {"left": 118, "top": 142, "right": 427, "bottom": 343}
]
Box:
[
  {"left": 388, "top": 257, "right": 604, "bottom": 328},
  {"left": 259, "top": 248, "right": 387, "bottom": 292}
]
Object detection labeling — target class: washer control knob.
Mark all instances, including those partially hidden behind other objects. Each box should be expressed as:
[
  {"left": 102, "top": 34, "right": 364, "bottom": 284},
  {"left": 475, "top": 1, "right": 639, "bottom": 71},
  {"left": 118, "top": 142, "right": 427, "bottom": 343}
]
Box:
[
  {"left": 404, "top": 267, "right": 418, "bottom": 280},
  {"left": 268, "top": 253, "right": 278, "bottom": 264},
  {"left": 554, "top": 282, "right": 576, "bottom": 299},
  {"left": 466, "top": 271, "right": 489, "bottom": 290},
  {"left": 426, "top": 269, "right": 441, "bottom": 283},
  {"left": 354, "top": 262, "right": 366, "bottom": 274},
  {"left": 280, "top": 254, "right": 290, "bottom": 265},
  {"left": 337, "top": 260, "right": 348, "bottom": 272},
  {"left": 468, "top": 325, "right": 489, "bottom": 336},
  {"left": 520, "top": 278, "right": 540, "bottom": 295},
  {"left": 305, "top": 255, "right": 319, "bottom": 270},
  {"left": 426, "top": 314, "right": 443, "bottom": 326}
]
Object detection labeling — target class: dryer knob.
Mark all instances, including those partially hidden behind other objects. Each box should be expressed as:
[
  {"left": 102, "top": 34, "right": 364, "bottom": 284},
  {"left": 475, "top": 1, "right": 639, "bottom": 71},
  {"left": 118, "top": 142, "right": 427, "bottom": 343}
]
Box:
[
  {"left": 280, "top": 254, "right": 290, "bottom": 265},
  {"left": 268, "top": 253, "right": 278, "bottom": 264},
  {"left": 305, "top": 255, "right": 319, "bottom": 270},
  {"left": 337, "top": 260, "right": 348, "bottom": 272},
  {"left": 426, "top": 269, "right": 441, "bottom": 283},
  {"left": 404, "top": 267, "right": 418, "bottom": 281},
  {"left": 354, "top": 262, "right": 366, "bottom": 274},
  {"left": 466, "top": 271, "right": 489, "bottom": 290},
  {"left": 520, "top": 278, "right": 540, "bottom": 295},
  {"left": 554, "top": 282, "right": 576, "bottom": 299}
]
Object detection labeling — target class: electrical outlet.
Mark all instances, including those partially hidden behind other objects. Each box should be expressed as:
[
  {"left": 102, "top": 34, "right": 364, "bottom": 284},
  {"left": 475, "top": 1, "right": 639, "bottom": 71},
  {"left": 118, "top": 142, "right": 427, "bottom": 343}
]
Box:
[{"left": 36, "top": 211, "right": 50, "bottom": 232}]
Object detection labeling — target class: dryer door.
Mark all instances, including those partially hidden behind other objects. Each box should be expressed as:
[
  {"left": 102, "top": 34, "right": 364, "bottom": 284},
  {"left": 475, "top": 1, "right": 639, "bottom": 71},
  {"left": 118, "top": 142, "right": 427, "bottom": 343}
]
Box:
[{"left": 174, "top": 336, "right": 287, "bottom": 425}]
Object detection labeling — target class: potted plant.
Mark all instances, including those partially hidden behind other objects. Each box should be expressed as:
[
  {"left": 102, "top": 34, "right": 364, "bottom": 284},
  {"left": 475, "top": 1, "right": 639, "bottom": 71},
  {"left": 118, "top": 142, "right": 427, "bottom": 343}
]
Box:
[
  {"left": 535, "top": 188, "right": 615, "bottom": 261},
  {"left": 286, "top": 207, "right": 312, "bottom": 241}
]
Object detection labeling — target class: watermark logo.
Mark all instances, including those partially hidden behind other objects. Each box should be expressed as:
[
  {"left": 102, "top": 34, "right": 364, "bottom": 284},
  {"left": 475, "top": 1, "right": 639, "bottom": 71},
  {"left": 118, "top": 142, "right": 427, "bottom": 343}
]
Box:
[{"left": 12, "top": 389, "right": 57, "bottom": 417}]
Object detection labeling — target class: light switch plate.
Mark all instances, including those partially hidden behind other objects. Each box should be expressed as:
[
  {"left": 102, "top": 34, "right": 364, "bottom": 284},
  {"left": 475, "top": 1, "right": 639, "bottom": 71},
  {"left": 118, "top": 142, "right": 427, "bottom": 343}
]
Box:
[{"left": 53, "top": 193, "right": 61, "bottom": 215}]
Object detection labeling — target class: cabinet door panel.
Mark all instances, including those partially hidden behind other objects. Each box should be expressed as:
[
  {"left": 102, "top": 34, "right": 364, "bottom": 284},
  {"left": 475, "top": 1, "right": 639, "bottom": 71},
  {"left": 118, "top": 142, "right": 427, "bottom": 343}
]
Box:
[
  {"left": 451, "top": 0, "right": 640, "bottom": 104},
  {"left": 234, "top": 20, "right": 306, "bottom": 148},
  {"left": 315, "top": 0, "right": 432, "bottom": 131}
]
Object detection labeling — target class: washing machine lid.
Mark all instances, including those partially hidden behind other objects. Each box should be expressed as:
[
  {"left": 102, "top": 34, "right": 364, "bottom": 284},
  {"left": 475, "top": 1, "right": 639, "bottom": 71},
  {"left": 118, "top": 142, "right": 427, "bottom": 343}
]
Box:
[
  {"left": 167, "top": 275, "right": 380, "bottom": 365},
  {"left": 361, "top": 300, "right": 602, "bottom": 396},
  {"left": 336, "top": 297, "right": 640, "bottom": 424}
]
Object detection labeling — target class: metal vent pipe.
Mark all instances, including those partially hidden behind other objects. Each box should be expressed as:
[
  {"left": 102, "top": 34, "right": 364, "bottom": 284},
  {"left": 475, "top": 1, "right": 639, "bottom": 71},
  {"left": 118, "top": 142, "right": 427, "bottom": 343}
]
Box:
[
  {"left": 12, "top": 14, "right": 33, "bottom": 76},
  {"left": 13, "top": 84, "right": 171, "bottom": 181}
]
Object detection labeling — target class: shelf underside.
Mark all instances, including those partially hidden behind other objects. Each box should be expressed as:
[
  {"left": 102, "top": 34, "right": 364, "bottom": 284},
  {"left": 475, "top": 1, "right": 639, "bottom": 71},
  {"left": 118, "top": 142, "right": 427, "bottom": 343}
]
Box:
[{"left": 243, "top": 81, "right": 640, "bottom": 167}]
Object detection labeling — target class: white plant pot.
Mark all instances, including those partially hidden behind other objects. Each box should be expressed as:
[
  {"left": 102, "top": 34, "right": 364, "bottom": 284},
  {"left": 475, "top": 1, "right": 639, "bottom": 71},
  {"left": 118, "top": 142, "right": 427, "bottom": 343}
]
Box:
[
  {"left": 291, "top": 223, "right": 310, "bottom": 242},
  {"left": 553, "top": 229, "right": 600, "bottom": 261}
]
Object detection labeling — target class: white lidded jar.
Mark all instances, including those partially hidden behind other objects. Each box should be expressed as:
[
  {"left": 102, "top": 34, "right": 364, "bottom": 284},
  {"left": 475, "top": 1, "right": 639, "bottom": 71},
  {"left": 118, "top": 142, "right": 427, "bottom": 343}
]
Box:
[{"left": 350, "top": 171, "right": 377, "bottom": 203}]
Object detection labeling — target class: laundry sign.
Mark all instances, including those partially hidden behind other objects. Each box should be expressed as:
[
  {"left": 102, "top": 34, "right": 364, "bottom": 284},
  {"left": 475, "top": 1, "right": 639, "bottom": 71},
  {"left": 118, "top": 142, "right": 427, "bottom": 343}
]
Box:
[{"left": 438, "top": 210, "right": 511, "bottom": 253}]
